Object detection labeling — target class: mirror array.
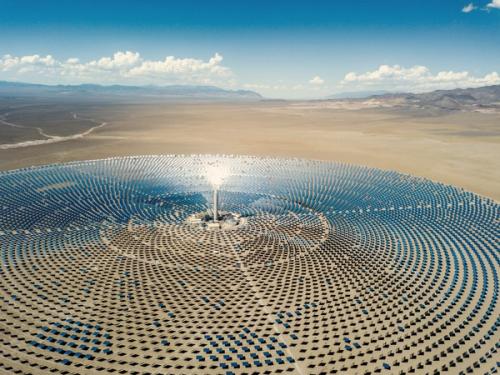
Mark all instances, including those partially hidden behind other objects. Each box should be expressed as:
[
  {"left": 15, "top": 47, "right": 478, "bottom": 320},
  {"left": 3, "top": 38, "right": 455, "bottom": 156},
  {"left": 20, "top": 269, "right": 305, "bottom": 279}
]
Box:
[{"left": 0, "top": 155, "right": 498, "bottom": 375}]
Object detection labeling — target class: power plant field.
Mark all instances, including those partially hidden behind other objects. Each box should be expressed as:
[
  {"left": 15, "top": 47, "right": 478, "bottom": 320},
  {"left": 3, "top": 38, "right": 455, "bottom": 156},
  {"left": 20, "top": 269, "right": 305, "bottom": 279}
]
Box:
[{"left": 0, "top": 155, "right": 498, "bottom": 374}]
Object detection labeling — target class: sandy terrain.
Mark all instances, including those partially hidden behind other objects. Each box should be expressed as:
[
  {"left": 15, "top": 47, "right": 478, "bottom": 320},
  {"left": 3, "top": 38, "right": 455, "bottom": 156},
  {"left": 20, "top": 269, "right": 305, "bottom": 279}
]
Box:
[{"left": 0, "top": 100, "right": 499, "bottom": 201}]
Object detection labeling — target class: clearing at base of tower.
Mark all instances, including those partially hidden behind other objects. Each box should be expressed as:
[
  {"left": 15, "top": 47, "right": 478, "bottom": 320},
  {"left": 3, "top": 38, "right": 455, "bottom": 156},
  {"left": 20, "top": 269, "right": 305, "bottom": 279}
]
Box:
[{"left": 0, "top": 155, "right": 498, "bottom": 375}]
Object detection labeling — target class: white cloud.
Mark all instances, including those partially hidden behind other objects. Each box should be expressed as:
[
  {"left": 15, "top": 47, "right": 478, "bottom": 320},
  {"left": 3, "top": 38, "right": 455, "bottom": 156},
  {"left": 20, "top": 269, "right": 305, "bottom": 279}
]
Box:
[
  {"left": 309, "top": 76, "right": 325, "bottom": 85},
  {"left": 128, "top": 52, "right": 230, "bottom": 81},
  {"left": 92, "top": 51, "right": 141, "bottom": 69},
  {"left": 245, "top": 74, "right": 328, "bottom": 94},
  {"left": 66, "top": 58, "right": 80, "bottom": 65},
  {"left": 462, "top": 3, "right": 477, "bottom": 12},
  {"left": 487, "top": 0, "right": 500, "bottom": 8},
  {"left": 244, "top": 81, "right": 323, "bottom": 92},
  {"left": 243, "top": 80, "right": 330, "bottom": 99},
  {"left": 340, "top": 64, "right": 500, "bottom": 92},
  {"left": 0, "top": 51, "right": 233, "bottom": 86}
]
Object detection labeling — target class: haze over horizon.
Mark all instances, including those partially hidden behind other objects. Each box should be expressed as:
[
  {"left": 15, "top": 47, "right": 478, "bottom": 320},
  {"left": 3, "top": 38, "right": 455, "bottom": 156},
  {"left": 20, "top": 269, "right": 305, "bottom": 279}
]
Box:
[{"left": 0, "top": 0, "right": 499, "bottom": 98}]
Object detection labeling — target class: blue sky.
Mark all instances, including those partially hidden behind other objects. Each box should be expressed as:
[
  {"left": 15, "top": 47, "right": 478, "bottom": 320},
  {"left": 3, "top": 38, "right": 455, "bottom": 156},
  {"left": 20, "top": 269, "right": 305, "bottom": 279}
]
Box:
[{"left": 0, "top": 0, "right": 499, "bottom": 98}]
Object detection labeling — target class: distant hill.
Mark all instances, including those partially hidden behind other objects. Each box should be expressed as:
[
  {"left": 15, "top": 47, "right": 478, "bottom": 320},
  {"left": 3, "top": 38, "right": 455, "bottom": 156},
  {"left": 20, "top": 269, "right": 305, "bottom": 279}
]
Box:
[
  {"left": 0, "top": 81, "right": 262, "bottom": 101},
  {"left": 326, "top": 85, "right": 500, "bottom": 112},
  {"left": 327, "top": 90, "right": 392, "bottom": 99},
  {"left": 395, "top": 85, "right": 500, "bottom": 110}
]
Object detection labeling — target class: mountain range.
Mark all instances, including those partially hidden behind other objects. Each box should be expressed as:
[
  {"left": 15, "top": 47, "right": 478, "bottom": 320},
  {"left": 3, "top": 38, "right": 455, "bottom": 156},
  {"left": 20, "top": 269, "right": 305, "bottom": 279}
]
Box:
[
  {"left": 329, "top": 85, "right": 500, "bottom": 112},
  {"left": 1, "top": 81, "right": 499, "bottom": 112},
  {"left": 0, "top": 81, "right": 262, "bottom": 101}
]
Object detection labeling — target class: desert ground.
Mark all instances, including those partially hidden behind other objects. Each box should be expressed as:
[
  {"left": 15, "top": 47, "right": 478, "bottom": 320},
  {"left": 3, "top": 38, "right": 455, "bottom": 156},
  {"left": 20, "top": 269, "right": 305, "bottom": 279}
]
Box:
[{"left": 0, "top": 99, "right": 499, "bottom": 201}]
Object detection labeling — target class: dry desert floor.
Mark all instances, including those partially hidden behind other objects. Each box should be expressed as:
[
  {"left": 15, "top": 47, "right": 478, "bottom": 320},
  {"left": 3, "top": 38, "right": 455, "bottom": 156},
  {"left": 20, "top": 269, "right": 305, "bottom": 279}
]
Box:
[{"left": 0, "top": 100, "right": 499, "bottom": 201}]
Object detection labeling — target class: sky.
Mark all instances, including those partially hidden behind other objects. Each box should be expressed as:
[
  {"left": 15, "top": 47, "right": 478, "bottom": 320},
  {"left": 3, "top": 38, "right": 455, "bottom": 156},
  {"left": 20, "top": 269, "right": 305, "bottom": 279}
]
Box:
[{"left": 0, "top": 0, "right": 499, "bottom": 98}]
